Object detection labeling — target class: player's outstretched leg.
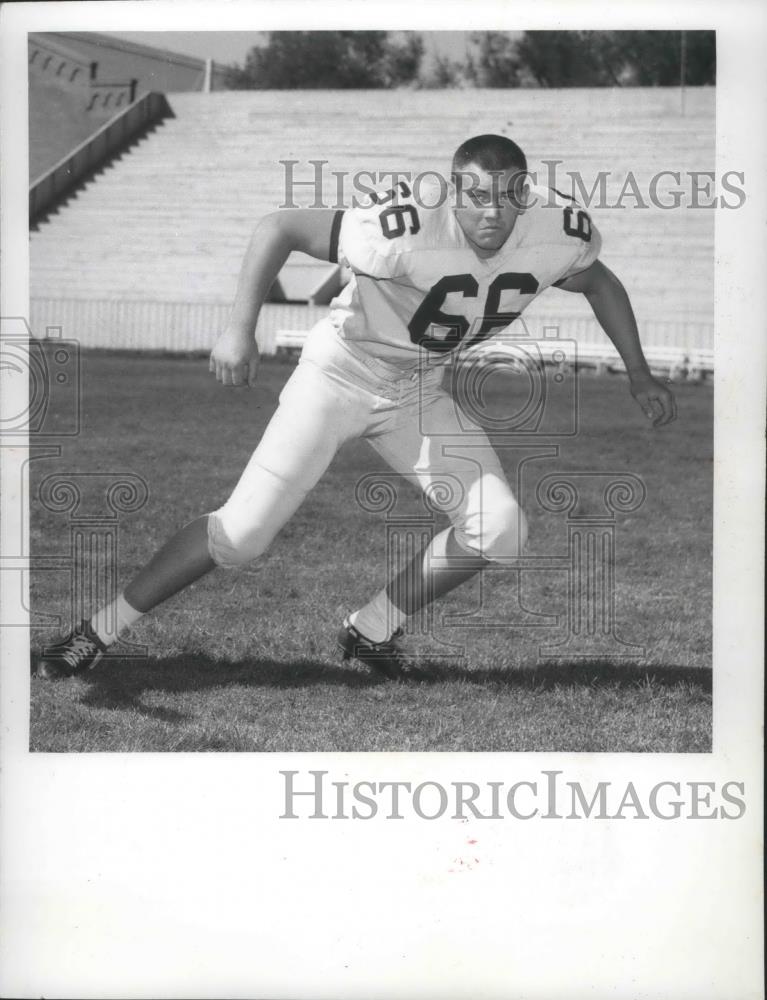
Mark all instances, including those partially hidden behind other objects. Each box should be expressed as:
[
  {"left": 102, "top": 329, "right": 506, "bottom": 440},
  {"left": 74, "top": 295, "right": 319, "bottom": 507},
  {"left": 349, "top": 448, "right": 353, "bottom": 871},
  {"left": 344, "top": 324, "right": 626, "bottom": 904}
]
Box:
[
  {"left": 33, "top": 460, "right": 309, "bottom": 679},
  {"left": 33, "top": 516, "right": 216, "bottom": 679},
  {"left": 34, "top": 339, "right": 364, "bottom": 680}
]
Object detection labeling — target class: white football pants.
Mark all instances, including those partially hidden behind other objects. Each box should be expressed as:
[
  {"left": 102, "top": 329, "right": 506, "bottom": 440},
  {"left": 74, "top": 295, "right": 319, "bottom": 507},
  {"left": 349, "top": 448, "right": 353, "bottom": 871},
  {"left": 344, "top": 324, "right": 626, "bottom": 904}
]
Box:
[{"left": 207, "top": 320, "right": 527, "bottom": 568}]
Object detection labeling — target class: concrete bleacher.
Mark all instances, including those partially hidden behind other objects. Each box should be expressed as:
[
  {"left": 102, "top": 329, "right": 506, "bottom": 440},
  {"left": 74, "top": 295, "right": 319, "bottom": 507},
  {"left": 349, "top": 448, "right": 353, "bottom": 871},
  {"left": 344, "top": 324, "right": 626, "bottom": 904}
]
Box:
[
  {"left": 28, "top": 31, "right": 229, "bottom": 180},
  {"left": 29, "top": 87, "right": 714, "bottom": 362}
]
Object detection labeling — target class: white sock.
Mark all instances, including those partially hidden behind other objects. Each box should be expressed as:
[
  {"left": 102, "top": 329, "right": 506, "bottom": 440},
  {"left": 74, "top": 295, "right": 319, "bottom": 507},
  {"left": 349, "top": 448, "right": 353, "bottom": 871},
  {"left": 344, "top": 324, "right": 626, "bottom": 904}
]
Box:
[
  {"left": 91, "top": 593, "right": 144, "bottom": 647},
  {"left": 350, "top": 589, "right": 407, "bottom": 644}
]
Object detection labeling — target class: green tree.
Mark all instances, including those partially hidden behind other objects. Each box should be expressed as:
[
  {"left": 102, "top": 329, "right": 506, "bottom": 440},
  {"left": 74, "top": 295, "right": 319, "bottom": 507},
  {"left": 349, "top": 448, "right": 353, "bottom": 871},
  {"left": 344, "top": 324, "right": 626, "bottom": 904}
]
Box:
[
  {"left": 606, "top": 31, "right": 715, "bottom": 85},
  {"left": 515, "top": 32, "right": 610, "bottom": 87},
  {"left": 225, "top": 31, "right": 424, "bottom": 89},
  {"left": 683, "top": 31, "right": 716, "bottom": 85},
  {"left": 469, "top": 32, "right": 521, "bottom": 87},
  {"left": 421, "top": 53, "right": 464, "bottom": 88},
  {"left": 381, "top": 34, "right": 424, "bottom": 87},
  {"left": 513, "top": 30, "right": 716, "bottom": 88},
  {"left": 604, "top": 31, "right": 681, "bottom": 85}
]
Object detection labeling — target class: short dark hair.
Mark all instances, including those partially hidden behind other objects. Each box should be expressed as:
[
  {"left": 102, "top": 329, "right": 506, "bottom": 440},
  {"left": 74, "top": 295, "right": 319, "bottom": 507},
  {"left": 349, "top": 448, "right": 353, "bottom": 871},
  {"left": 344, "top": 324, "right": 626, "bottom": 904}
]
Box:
[
  {"left": 451, "top": 134, "right": 528, "bottom": 207},
  {"left": 451, "top": 134, "right": 527, "bottom": 176}
]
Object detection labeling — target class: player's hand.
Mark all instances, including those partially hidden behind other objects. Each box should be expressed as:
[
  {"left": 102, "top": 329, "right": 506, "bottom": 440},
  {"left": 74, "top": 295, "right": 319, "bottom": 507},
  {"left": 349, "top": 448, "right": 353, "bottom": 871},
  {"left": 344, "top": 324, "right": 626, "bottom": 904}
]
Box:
[
  {"left": 629, "top": 371, "right": 677, "bottom": 426},
  {"left": 209, "top": 328, "right": 260, "bottom": 387}
]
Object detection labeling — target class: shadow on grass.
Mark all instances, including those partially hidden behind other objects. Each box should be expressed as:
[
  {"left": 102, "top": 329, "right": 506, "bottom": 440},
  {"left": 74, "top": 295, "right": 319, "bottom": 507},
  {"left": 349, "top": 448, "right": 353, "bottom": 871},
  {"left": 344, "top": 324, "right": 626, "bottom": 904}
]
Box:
[
  {"left": 427, "top": 659, "right": 712, "bottom": 692},
  {"left": 73, "top": 651, "right": 711, "bottom": 715},
  {"left": 75, "top": 654, "right": 375, "bottom": 716}
]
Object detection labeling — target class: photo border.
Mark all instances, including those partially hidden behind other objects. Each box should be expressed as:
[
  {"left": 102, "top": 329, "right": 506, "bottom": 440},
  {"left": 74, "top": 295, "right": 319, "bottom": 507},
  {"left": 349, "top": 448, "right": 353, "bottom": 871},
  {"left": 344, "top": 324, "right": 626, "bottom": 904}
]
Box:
[{"left": 1, "top": 3, "right": 763, "bottom": 997}]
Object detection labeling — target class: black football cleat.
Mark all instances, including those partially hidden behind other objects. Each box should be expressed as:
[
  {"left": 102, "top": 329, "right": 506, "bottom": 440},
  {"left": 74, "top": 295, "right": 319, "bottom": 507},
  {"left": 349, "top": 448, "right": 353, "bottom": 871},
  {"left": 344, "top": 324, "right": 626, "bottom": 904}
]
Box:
[
  {"left": 337, "top": 617, "right": 409, "bottom": 680},
  {"left": 33, "top": 621, "right": 107, "bottom": 680}
]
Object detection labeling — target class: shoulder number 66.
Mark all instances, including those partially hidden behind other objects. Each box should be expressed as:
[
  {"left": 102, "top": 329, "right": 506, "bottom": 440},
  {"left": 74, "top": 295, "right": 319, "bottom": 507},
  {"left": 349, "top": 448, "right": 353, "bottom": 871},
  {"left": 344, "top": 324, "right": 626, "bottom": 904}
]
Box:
[{"left": 379, "top": 204, "right": 421, "bottom": 239}]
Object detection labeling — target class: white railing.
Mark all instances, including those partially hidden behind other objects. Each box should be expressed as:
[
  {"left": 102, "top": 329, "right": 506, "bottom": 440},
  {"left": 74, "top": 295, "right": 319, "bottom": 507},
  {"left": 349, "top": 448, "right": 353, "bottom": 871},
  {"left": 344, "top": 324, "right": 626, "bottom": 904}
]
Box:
[
  {"left": 29, "top": 298, "right": 713, "bottom": 366},
  {"left": 29, "top": 299, "right": 331, "bottom": 355}
]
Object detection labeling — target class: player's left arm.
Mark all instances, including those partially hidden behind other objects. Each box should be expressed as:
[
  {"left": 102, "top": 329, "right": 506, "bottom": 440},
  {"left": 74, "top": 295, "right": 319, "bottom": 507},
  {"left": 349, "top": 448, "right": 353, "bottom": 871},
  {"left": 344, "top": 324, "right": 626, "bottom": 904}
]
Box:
[{"left": 557, "top": 260, "right": 676, "bottom": 426}]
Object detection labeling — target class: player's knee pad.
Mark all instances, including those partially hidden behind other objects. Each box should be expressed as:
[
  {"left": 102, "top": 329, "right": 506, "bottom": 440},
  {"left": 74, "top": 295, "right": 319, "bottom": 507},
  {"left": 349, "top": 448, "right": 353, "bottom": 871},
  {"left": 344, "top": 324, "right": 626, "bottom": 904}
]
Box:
[
  {"left": 456, "top": 498, "right": 528, "bottom": 565},
  {"left": 206, "top": 508, "right": 261, "bottom": 569},
  {"left": 206, "top": 464, "right": 309, "bottom": 569}
]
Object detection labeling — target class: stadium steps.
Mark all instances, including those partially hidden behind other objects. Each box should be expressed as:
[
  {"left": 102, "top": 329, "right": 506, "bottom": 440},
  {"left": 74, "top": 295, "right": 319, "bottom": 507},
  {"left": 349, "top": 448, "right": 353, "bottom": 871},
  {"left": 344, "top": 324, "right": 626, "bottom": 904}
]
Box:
[{"left": 29, "top": 88, "right": 714, "bottom": 352}]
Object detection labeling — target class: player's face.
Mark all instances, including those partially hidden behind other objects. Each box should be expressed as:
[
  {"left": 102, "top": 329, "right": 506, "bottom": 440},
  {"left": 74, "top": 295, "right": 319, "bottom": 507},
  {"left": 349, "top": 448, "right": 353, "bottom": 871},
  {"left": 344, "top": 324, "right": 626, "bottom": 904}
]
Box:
[{"left": 452, "top": 162, "right": 527, "bottom": 258}]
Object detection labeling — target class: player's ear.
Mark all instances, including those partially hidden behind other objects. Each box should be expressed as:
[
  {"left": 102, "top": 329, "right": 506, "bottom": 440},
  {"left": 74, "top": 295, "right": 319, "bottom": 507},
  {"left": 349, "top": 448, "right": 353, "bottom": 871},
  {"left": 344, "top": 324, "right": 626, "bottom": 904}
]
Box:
[
  {"left": 509, "top": 171, "right": 530, "bottom": 211},
  {"left": 517, "top": 176, "right": 532, "bottom": 211}
]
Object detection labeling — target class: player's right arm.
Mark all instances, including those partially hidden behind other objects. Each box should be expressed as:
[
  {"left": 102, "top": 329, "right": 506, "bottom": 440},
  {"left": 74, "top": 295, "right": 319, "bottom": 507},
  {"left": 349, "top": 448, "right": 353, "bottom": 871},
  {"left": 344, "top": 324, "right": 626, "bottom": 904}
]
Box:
[{"left": 210, "top": 209, "right": 341, "bottom": 387}]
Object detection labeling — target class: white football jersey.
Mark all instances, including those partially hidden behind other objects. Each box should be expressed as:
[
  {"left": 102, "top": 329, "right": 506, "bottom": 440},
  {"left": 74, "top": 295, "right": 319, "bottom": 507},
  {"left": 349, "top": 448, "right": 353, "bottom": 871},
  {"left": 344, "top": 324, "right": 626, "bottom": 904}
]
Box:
[{"left": 329, "top": 179, "right": 601, "bottom": 362}]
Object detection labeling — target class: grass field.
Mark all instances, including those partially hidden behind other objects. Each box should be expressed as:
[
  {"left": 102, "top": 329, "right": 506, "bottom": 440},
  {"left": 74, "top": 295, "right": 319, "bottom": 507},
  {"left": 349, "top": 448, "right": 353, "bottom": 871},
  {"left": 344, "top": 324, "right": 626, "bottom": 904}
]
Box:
[{"left": 29, "top": 352, "right": 712, "bottom": 753}]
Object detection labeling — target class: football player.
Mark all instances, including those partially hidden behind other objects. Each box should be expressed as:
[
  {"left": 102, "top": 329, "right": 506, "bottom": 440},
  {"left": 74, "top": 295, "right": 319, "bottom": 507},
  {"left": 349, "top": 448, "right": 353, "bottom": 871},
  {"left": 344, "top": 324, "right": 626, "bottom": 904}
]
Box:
[{"left": 35, "top": 134, "right": 675, "bottom": 680}]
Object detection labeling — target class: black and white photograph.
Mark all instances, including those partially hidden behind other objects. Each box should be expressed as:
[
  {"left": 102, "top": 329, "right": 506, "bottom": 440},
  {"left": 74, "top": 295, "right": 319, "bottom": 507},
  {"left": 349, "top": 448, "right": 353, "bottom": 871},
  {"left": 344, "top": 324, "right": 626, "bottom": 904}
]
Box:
[
  {"left": 0, "top": 2, "right": 763, "bottom": 997},
  {"left": 24, "top": 27, "right": 714, "bottom": 753}
]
